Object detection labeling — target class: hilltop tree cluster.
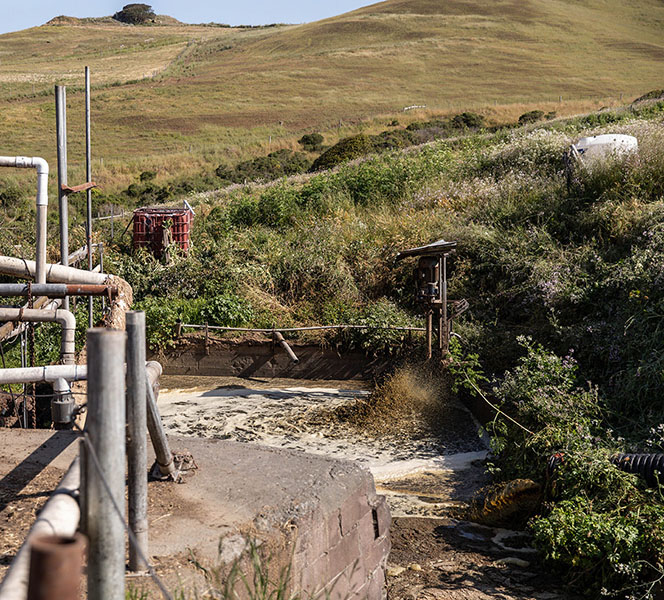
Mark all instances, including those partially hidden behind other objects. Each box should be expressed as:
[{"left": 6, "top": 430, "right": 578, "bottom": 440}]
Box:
[{"left": 113, "top": 3, "right": 155, "bottom": 24}]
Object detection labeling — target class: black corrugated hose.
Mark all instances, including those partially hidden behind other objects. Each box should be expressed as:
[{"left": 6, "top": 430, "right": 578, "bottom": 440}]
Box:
[{"left": 611, "top": 453, "right": 664, "bottom": 487}]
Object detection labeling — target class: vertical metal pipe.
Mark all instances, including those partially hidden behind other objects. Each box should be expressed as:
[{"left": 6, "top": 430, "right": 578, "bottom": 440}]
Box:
[
  {"left": 35, "top": 205, "right": 47, "bottom": 285},
  {"left": 85, "top": 67, "right": 93, "bottom": 328},
  {"left": 442, "top": 254, "right": 449, "bottom": 353},
  {"left": 55, "top": 85, "right": 69, "bottom": 311},
  {"left": 425, "top": 309, "right": 432, "bottom": 360},
  {"left": 438, "top": 257, "right": 443, "bottom": 352},
  {"left": 126, "top": 312, "right": 148, "bottom": 572},
  {"left": 85, "top": 328, "right": 126, "bottom": 600}
]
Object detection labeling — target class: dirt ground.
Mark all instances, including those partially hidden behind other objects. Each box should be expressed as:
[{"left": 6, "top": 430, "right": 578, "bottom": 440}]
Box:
[{"left": 387, "top": 517, "right": 571, "bottom": 600}]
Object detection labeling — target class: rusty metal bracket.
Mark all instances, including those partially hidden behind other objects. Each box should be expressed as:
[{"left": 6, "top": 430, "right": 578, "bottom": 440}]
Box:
[{"left": 60, "top": 181, "right": 97, "bottom": 194}]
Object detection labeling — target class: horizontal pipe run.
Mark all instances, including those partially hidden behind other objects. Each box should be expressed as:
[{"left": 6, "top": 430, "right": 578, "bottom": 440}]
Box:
[
  {"left": 0, "top": 284, "right": 118, "bottom": 298},
  {"left": 0, "top": 365, "right": 87, "bottom": 385},
  {"left": 0, "top": 256, "right": 107, "bottom": 285},
  {"left": 179, "top": 323, "right": 427, "bottom": 333},
  {"left": 0, "top": 308, "right": 75, "bottom": 365},
  {"left": 0, "top": 359, "right": 159, "bottom": 385},
  {"left": 0, "top": 457, "right": 80, "bottom": 600},
  {"left": 0, "top": 296, "right": 56, "bottom": 343}
]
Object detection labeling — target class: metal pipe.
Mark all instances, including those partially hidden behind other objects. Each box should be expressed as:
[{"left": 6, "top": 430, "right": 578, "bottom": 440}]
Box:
[
  {"left": 0, "top": 308, "right": 76, "bottom": 365},
  {"left": 85, "top": 328, "right": 126, "bottom": 600},
  {"left": 0, "top": 457, "right": 80, "bottom": 600},
  {"left": 85, "top": 67, "right": 93, "bottom": 329},
  {"left": 0, "top": 156, "right": 49, "bottom": 284},
  {"left": 0, "top": 284, "right": 117, "bottom": 298},
  {"left": 27, "top": 533, "right": 85, "bottom": 600},
  {"left": 273, "top": 331, "right": 299, "bottom": 364},
  {"left": 442, "top": 254, "right": 449, "bottom": 353},
  {"left": 126, "top": 312, "right": 148, "bottom": 571},
  {"left": 145, "top": 361, "right": 177, "bottom": 479},
  {"left": 0, "top": 256, "right": 107, "bottom": 285},
  {"left": 55, "top": 85, "right": 69, "bottom": 311}
]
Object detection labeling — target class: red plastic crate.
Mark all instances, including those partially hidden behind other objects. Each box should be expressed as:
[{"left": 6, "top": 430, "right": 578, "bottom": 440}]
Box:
[{"left": 132, "top": 207, "right": 193, "bottom": 258}]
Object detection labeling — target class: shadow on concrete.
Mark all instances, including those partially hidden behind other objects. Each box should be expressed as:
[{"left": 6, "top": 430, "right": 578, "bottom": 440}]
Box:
[{"left": 0, "top": 431, "right": 77, "bottom": 514}]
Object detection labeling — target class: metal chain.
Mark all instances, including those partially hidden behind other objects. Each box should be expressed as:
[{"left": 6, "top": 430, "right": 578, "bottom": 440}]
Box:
[{"left": 74, "top": 425, "right": 174, "bottom": 600}]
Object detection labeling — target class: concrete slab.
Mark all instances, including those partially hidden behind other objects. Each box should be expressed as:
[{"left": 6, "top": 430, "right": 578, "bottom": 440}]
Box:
[
  {"left": 0, "top": 429, "right": 390, "bottom": 599},
  {"left": 149, "top": 435, "right": 390, "bottom": 599}
]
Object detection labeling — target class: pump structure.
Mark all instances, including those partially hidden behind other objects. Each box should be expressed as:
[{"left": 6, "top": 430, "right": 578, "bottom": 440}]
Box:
[{"left": 396, "top": 238, "right": 468, "bottom": 358}]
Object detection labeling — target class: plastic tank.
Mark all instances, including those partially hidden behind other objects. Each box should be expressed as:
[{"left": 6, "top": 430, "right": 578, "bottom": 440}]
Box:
[{"left": 572, "top": 134, "right": 638, "bottom": 163}]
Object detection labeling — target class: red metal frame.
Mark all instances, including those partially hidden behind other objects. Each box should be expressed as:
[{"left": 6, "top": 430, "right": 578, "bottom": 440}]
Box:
[{"left": 132, "top": 207, "right": 193, "bottom": 257}]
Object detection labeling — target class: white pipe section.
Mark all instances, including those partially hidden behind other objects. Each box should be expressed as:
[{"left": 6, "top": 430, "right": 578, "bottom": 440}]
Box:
[
  {"left": 0, "top": 457, "right": 80, "bottom": 600},
  {"left": 0, "top": 157, "right": 49, "bottom": 285},
  {"left": 0, "top": 365, "right": 87, "bottom": 384},
  {"left": 0, "top": 256, "right": 107, "bottom": 285},
  {"left": 0, "top": 308, "right": 75, "bottom": 365}
]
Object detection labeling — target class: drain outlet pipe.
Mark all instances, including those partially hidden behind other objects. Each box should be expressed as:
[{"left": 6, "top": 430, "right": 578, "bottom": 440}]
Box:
[
  {"left": 0, "top": 256, "right": 106, "bottom": 285},
  {"left": 0, "top": 308, "right": 76, "bottom": 365},
  {"left": 0, "top": 456, "right": 80, "bottom": 600},
  {"left": 0, "top": 157, "right": 49, "bottom": 285}
]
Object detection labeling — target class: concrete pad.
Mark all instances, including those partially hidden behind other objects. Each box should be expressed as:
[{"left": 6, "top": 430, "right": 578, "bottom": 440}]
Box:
[{"left": 149, "top": 435, "right": 390, "bottom": 598}]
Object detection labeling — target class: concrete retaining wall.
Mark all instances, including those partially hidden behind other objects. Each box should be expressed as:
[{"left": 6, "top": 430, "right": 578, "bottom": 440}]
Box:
[
  {"left": 154, "top": 336, "right": 392, "bottom": 380},
  {"left": 150, "top": 436, "right": 391, "bottom": 599}
]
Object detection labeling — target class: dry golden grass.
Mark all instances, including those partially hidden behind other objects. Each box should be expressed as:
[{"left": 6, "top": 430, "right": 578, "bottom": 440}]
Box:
[{"left": 0, "top": 0, "right": 661, "bottom": 191}]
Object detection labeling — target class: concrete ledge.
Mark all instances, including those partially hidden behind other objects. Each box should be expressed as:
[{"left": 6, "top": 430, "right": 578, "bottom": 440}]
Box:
[{"left": 153, "top": 436, "right": 390, "bottom": 599}]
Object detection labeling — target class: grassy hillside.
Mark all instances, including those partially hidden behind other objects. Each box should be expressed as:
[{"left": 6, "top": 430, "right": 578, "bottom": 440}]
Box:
[{"left": 0, "top": 0, "right": 661, "bottom": 193}]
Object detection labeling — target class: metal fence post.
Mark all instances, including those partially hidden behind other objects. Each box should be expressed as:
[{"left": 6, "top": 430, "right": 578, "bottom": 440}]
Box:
[
  {"left": 126, "top": 311, "right": 148, "bottom": 571},
  {"left": 85, "top": 328, "right": 126, "bottom": 600}
]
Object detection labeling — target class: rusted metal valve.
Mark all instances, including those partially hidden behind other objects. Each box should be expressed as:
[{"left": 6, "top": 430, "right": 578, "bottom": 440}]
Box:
[{"left": 27, "top": 533, "right": 86, "bottom": 600}]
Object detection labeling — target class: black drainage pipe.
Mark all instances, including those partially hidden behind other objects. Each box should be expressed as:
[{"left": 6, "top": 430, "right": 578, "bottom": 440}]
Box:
[{"left": 611, "top": 453, "right": 664, "bottom": 487}]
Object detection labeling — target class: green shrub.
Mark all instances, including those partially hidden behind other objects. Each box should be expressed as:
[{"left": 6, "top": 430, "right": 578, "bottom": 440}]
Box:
[
  {"left": 199, "top": 294, "right": 254, "bottom": 327},
  {"left": 298, "top": 132, "right": 324, "bottom": 152},
  {"left": 518, "top": 110, "right": 545, "bottom": 125},
  {"left": 310, "top": 134, "right": 375, "bottom": 171}
]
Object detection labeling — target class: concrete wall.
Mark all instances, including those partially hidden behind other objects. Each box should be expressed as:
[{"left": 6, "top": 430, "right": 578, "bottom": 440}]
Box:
[
  {"left": 155, "top": 337, "right": 392, "bottom": 380},
  {"left": 292, "top": 473, "right": 391, "bottom": 599},
  {"left": 150, "top": 436, "right": 390, "bottom": 599}
]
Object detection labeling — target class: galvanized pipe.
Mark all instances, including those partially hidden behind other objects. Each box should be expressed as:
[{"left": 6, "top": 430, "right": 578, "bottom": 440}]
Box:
[
  {"left": 0, "top": 365, "right": 87, "bottom": 385},
  {"left": 0, "top": 156, "right": 49, "bottom": 284},
  {"left": 85, "top": 67, "right": 93, "bottom": 329},
  {"left": 0, "top": 284, "right": 117, "bottom": 298},
  {"left": 0, "top": 457, "right": 80, "bottom": 600},
  {"left": 85, "top": 328, "right": 126, "bottom": 600},
  {"left": 0, "top": 256, "right": 107, "bottom": 285},
  {"left": 0, "top": 308, "right": 76, "bottom": 364},
  {"left": 126, "top": 312, "right": 148, "bottom": 571},
  {"left": 55, "top": 85, "right": 69, "bottom": 311},
  {"left": 145, "top": 361, "right": 177, "bottom": 479}
]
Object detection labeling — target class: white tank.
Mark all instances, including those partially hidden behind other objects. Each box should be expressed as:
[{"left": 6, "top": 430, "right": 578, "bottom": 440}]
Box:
[{"left": 572, "top": 134, "right": 638, "bottom": 163}]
